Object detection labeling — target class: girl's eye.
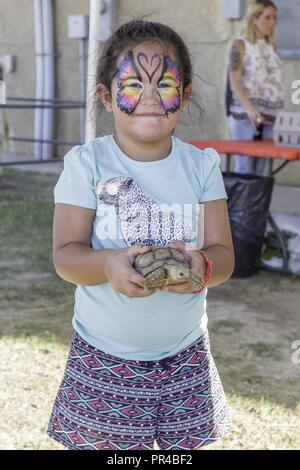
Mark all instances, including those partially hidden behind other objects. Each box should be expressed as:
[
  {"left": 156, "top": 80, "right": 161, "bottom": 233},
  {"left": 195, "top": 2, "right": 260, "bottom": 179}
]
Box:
[
  {"left": 157, "top": 82, "right": 172, "bottom": 89},
  {"left": 125, "top": 81, "right": 142, "bottom": 89},
  {"left": 129, "top": 83, "right": 142, "bottom": 89}
]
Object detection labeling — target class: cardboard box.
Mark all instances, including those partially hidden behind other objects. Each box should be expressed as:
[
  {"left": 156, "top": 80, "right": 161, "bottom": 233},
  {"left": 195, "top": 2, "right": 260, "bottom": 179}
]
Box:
[{"left": 273, "top": 111, "right": 300, "bottom": 148}]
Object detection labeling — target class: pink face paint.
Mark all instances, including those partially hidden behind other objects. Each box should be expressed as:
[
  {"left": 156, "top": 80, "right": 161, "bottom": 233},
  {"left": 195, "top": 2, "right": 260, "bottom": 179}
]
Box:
[
  {"left": 116, "top": 51, "right": 143, "bottom": 115},
  {"left": 157, "top": 56, "right": 181, "bottom": 114}
]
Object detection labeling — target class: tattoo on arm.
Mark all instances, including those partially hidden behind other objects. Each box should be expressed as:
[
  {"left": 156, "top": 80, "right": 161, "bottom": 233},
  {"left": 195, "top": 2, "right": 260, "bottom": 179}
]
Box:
[{"left": 230, "top": 45, "right": 241, "bottom": 71}]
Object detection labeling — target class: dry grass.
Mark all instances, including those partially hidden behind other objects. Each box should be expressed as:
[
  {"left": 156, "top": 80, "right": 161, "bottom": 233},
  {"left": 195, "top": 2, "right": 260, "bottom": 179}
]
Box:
[
  {"left": 0, "top": 336, "right": 67, "bottom": 450},
  {"left": 0, "top": 168, "right": 300, "bottom": 450}
]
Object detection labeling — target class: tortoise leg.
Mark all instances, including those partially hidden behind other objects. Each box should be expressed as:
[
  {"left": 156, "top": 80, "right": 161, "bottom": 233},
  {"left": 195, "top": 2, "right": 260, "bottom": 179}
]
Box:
[
  {"left": 189, "top": 271, "right": 203, "bottom": 290},
  {"left": 144, "top": 267, "right": 166, "bottom": 290}
]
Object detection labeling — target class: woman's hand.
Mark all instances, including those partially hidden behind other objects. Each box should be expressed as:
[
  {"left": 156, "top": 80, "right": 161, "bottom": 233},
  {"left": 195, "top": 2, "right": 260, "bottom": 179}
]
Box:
[
  {"left": 104, "top": 245, "right": 157, "bottom": 298},
  {"left": 247, "top": 107, "right": 263, "bottom": 128},
  {"left": 160, "top": 240, "right": 206, "bottom": 294}
]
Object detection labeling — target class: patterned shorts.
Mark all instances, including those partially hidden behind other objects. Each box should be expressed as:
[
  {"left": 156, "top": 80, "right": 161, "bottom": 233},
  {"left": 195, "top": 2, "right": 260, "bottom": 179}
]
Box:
[{"left": 47, "top": 331, "right": 231, "bottom": 450}]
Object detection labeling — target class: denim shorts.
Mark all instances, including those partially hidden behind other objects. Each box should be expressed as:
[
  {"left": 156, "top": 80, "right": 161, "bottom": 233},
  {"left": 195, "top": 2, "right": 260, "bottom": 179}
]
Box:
[{"left": 47, "top": 331, "right": 231, "bottom": 450}]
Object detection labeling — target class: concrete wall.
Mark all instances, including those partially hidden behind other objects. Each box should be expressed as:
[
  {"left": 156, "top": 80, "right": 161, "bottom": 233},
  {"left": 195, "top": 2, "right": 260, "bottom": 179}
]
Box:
[
  {"left": 0, "top": 0, "right": 36, "bottom": 155},
  {"left": 0, "top": 0, "right": 90, "bottom": 158},
  {"left": 1, "top": 0, "right": 300, "bottom": 185}
]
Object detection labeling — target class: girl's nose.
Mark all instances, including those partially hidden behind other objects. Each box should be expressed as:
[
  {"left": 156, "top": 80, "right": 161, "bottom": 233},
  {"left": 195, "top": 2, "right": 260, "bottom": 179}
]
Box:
[{"left": 140, "top": 84, "right": 160, "bottom": 105}]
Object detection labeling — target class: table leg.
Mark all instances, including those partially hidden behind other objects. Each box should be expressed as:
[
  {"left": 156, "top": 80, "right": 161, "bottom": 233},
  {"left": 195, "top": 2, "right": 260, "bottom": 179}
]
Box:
[
  {"left": 266, "top": 160, "right": 290, "bottom": 274},
  {"left": 266, "top": 158, "right": 273, "bottom": 176},
  {"left": 267, "top": 212, "right": 289, "bottom": 274},
  {"left": 226, "top": 153, "right": 231, "bottom": 172}
]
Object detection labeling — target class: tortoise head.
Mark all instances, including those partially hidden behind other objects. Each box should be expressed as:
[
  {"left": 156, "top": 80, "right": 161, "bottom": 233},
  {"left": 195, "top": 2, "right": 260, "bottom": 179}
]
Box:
[{"left": 164, "top": 263, "right": 190, "bottom": 284}]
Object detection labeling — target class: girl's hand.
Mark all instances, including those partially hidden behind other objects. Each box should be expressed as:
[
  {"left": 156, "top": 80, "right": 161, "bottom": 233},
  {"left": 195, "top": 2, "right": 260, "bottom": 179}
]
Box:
[
  {"left": 160, "top": 240, "right": 206, "bottom": 294},
  {"left": 104, "top": 245, "right": 157, "bottom": 298}
]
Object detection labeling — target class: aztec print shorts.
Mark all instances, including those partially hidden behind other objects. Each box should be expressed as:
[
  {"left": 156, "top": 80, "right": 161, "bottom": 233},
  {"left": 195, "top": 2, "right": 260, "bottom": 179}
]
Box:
[{"left": 47, "top": 331, "right": 231, "bottom": 450}]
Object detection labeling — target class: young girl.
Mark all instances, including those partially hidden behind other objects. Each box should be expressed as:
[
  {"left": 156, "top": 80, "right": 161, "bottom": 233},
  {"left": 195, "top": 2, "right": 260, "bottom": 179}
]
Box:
[{"left": 47, "top": 20, "right": 234, "bottom": 451}]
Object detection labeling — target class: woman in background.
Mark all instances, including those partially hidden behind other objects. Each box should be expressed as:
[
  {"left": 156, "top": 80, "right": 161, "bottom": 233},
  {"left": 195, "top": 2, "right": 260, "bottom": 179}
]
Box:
[{"left": 227, "top": 0, "right": 284, "bottom": 175}]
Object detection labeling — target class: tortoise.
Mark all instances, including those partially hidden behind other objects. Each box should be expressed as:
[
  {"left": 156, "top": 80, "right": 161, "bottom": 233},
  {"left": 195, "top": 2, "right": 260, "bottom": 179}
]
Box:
[{"left": 133, "top": 245, "right": 203, "bottom": 290}]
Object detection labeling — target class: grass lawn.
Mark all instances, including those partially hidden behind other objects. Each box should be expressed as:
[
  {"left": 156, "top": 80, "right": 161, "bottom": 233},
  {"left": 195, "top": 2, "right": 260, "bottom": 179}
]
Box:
[{"left": 0, "top": 167, "right": 299, "bottom": 450}]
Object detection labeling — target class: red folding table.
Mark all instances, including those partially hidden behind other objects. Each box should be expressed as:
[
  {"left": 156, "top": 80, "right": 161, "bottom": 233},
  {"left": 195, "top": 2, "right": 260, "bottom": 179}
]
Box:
[{"left": 188, "top": 140, "right": 300, "bottom": 274}]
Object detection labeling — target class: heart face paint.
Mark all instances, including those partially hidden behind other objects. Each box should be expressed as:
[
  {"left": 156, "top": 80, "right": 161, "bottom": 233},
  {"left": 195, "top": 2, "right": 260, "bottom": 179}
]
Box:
[
  {"left": 136, "top": 53, "right": 162, "bottom": 83},
  {"left": 115, "top": 50, "right": 181, "bottom": 115}
]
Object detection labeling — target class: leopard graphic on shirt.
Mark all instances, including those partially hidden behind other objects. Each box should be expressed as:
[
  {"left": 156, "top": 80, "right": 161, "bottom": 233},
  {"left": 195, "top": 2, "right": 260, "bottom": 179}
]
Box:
[{"left": 96, "top": 176, "right": 192, "bottom": 246}]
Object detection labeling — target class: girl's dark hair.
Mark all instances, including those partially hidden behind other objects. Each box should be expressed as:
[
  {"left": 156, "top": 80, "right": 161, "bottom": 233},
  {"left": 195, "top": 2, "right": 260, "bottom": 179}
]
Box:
[{"left": 96, "top": 20, "right": 192, "bottom": 95}]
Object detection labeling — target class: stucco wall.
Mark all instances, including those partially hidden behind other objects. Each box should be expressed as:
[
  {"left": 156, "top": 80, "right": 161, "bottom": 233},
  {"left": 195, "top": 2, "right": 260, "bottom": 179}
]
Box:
[{"left": 1, "top": 0, "right": 300, "bottom": 185}]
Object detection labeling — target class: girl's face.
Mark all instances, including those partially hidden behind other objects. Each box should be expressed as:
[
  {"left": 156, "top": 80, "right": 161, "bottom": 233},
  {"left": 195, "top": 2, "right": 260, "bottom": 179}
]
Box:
[
  {"left": 253, "top": 6, "right": 277, "bottom": 38},
  {"left": 100, "top": 41, "right": 191, "bottom": 143}
]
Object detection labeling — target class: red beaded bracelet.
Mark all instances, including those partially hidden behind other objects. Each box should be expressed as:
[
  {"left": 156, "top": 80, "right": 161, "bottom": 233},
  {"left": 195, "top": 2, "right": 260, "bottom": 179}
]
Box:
[{"left": 191, "top": 249, "right": 213, "bottom": 294}]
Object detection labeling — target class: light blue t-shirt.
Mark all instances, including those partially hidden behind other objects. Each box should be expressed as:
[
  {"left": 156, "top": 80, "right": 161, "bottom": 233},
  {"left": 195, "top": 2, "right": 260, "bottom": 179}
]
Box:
[{"left": 54, "top": 135, "right": 227, "bottom": 360}]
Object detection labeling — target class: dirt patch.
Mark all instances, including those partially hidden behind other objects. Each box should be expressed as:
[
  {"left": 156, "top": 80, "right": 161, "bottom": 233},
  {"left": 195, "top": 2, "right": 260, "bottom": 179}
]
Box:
[{"left": 208, "top": 273, "right": 300, "bottom": 408}]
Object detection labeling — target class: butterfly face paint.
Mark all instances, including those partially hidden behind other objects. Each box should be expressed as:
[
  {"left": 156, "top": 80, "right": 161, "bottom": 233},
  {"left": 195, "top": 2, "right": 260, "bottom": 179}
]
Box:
[
  {"left": 115, "top": 50, "right": 182, "bottom": 116},
  {"left": 116, "top": 51, "right": 143, "bottom": 115}
]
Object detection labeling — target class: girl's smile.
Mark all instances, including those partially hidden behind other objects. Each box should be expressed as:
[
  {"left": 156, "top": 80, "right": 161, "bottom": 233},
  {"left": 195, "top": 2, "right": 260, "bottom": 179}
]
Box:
[{"left": 132, "top": 113, "right": 168, "bottom": 119}]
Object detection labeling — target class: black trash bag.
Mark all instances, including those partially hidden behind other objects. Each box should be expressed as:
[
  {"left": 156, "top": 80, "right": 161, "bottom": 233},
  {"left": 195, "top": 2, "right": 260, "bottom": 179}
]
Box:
[{"left": 222, "top": 172, "right": 274, "bottom": 277}]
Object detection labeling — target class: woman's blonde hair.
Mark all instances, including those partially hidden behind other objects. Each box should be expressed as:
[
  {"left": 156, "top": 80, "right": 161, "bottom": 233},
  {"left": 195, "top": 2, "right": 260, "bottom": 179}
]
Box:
[{"left": 243, "top": 0, "right": 277, "bottom": 46}]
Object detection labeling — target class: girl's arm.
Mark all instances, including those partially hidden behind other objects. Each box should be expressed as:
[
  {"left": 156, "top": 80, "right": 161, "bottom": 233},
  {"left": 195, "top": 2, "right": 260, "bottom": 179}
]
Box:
[
  {"left": 201, "top": 198, "right": 234, "bottom": 287},
  {"left": 161, "top": 199, "right": 234, "bottom": 293},
  {"left": 53, "top": 203, "right": 113, "bottom": 285},
  {"left": 53, "top": 203, "right": 154, "bottom": 297},
  {"left": 229, "top": 39, "right": 262, "bottom": 127}
]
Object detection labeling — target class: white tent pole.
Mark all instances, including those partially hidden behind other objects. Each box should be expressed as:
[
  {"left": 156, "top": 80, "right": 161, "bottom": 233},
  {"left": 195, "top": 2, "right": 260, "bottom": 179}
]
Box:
[
  {"left": 85, "top": 0, "right": 101, "bottom": 143},
  {"left": 42, "top": 0, "right": 55, "bottom": 160}
]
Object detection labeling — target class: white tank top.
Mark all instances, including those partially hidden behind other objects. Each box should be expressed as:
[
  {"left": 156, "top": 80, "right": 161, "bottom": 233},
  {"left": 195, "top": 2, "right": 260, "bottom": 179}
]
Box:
[{"left": 230, "top": 37, "right": 284, "bottom": 117}]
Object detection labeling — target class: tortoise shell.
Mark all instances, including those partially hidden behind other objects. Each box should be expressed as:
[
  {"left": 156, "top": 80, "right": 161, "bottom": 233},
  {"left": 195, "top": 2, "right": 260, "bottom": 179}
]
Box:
[{"left": 133, "top": 245, "right": 191, "bottom": 289}]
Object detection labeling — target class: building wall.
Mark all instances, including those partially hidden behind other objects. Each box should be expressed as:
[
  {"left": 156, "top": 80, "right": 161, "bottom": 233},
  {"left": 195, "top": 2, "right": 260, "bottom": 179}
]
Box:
[
  {"left": 0, "top": 0, "right": 36, "bottom": 155},
  {"left": 1, "top": 0, "right": 300, "bottom": 185}
]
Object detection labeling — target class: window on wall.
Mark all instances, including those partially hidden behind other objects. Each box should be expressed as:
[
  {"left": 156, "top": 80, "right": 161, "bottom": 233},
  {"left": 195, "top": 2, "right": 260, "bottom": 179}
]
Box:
[{"left": 274, "top": 0, "right": 300, "bottom": 59}]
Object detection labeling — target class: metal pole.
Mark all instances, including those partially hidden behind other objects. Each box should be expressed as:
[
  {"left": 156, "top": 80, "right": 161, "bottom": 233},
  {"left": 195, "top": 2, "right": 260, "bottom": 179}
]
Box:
[
  {"left": 42, "top": 0, "right": 55, "bottom": 160},
  {"left": 85, "top": 0, "right": 101, "bottom": 143},
  {"left": 34, "top": 0, "right": 44, "bottom": 160},
  {"left": 0, "top": 104, "right": 85, "bottom": 109},
  {"left": 7, "top": 96, "right": 85, "bottom": 105}
]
